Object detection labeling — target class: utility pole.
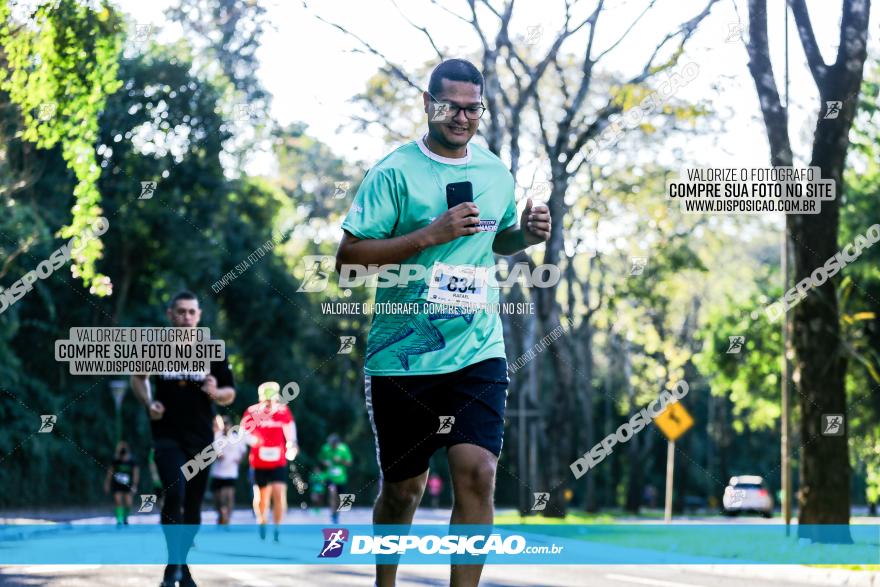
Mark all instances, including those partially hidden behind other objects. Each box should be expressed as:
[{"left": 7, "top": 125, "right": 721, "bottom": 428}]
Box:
[{"left": 664, "top": 440, "right": 675, "bottom": 523}]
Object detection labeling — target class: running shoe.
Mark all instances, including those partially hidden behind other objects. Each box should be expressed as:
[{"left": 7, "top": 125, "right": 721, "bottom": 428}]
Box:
[
  {"left": 259, "top": 524, "right": 267, "bottom": 540},
  {"left": 178, "top": 564, "right": 197, "bottom": 587},
  {"left": 159, "top": 564, "right": 180, "bottom": 587}
]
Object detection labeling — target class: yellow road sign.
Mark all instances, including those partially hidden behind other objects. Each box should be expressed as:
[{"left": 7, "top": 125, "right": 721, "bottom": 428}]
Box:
[{"left": 654, "top": 402, "right": 694, "bottom": 441}]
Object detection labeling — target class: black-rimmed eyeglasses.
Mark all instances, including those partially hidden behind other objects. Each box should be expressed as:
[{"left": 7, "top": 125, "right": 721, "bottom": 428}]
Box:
[{"left": 428, "top": 92, "right": 486, "bottom": 121}]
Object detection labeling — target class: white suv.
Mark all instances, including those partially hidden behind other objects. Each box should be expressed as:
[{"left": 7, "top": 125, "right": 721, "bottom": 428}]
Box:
[{"left": 722, "top": 475, "right": 774, "bottom": 518}]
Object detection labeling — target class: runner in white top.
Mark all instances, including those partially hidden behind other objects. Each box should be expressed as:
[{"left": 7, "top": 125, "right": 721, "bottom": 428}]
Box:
[{"left": 210, "top": 415, "right": 247, "bottom": 525}]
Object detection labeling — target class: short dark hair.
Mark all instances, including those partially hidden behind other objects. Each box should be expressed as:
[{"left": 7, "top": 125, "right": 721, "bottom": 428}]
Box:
[
  {"left": 168, "top": 290, "right": 199, "bottom": 309},
  {"left": 428, "top": 59, "right": 483, "bottom": 97}
]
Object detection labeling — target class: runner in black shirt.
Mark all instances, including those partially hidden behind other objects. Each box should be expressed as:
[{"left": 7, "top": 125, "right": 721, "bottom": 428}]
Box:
[
  {"left": 103, "top": 441, "right": 139, "bottom": 525},
  {"left": 131, "top": 291, "right": 236, "bottom": 587}
]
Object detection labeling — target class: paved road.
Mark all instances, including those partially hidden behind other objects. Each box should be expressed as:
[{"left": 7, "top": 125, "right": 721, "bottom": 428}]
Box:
[
  {"left": 12, "top": 506, "right": 866, "bottom": 527},
  {"left": 2, "top": 508, "right": 876, "bottom": 586},
  {"left": 0, "top": 563, "right": 846, "bottom": 587}
]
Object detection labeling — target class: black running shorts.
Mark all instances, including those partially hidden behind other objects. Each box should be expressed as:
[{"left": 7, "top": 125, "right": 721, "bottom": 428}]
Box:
[
  {"left": 365, "top": 357, "right": 509, "bottom": 482},
  {"left": 210, "top": 477, "right": 237, "bottom": 491},
  {"left": 253, "top": 466, "right": 288, "bottom": 487}
]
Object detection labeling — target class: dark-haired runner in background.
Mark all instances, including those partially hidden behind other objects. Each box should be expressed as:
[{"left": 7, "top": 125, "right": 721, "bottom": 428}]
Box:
[{"left": 131, "top": 290, "right": 236, "bottom": 587}]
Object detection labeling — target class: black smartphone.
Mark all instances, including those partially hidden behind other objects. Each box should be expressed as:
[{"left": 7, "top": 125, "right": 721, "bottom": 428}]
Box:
[{"left": 446, "top": 181, "right": 474, "bottom": 209}]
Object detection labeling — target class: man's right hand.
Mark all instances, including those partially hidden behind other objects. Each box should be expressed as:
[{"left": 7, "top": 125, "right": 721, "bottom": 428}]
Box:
[
  {"left": 425, "top": 202, "right": 481, "bottom": 245},
  {"left": 148, "top": 400, "right": 165, "bottom": 421}
]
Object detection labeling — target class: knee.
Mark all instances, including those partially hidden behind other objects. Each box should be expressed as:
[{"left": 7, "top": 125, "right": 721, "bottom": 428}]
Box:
[
  {"left": 455, "top": 461, "right": 496, "bottom": 501},
  {"left": 379, "top": 479, "right": 424, "bottom": 513}
]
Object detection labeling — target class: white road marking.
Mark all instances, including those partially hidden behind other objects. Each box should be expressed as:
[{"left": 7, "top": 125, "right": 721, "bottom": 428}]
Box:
[
  {"left": 605, "top": 573, "right": 707, "bottom": 587},
  {"left": 217, "top": 570, "right": 275, "bottom": 586},
  {"left": 5, "top": 565, "right": 103, "bottom": 574}
]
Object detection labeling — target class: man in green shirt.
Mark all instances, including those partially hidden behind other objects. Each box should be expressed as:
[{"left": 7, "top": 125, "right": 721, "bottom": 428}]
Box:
[
  {"left": 318, "top": 433, "right": 353, "bottom": 523},
  {"left": 337, "top": 58, "right": 550, "bottom": 587}
]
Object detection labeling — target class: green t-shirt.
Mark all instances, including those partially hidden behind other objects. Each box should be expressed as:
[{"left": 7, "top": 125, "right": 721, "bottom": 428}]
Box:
[
  {"left": 309, "top": 471, "right": 326, "bottom": 494},
  {"left": 341, "top": 138, "right": 518, "bottom": 376},
  {"left": 319, "top": 442, "right": 353, "bottom": 484}
]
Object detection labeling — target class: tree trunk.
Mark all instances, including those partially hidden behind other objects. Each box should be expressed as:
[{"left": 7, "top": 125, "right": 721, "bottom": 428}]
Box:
[
  {"left": 794, "top": 93, "right": 853, "bottom": 536},
  {"left": 603, "top": 333, "right": 618, "bottom": 509},
  {"left": 746, "top": 0, "right": 870, "bottom": 542},
  {"left": 536, "top": 181, "right": 575, "bottom": 517},
  {"left": 580, "top": 321, "right": 598, "bottom": 512},
  {"left": 622, "top": 340, "right": 642, "bottom": 514}
]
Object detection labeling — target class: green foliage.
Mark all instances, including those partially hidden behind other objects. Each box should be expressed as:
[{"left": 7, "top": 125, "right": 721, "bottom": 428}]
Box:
[
  {"left": 1, "top": 7, "right": 877, "bottom": 517},
  {"left": 694, "top": 288, "right": 784, "bottom": 433},
  {"left": 0, "top": 0, "right": 123, "bottom": 294},
  {"left": 841, "top": 61, "right": 880, "bottom": 507},
  {"left": 0, "top": 41, "right": 377, "bottom": 507}
]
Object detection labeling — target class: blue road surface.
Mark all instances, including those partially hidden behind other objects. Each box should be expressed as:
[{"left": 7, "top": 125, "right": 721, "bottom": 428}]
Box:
[{"left": 1, "top": 523, "right": 877, "bottom": 565}]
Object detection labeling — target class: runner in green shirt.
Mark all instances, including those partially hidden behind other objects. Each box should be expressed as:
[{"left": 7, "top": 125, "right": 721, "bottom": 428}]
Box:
[
  {"left": 318, "top": 434, "right": 353, "bottom": 523},
  {"left": 336, "top": 58, "right": 550, "bottom": 587}
]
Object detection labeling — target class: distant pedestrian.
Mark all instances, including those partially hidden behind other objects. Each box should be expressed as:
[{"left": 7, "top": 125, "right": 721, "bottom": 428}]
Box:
[
  {"left": 104, "top": 441, "right": 139, "bottom": 525},
  {"left": 210, "top": 415, "right": 247, "bottom": 525},
  {"left": 427, "top": 473, "right": 443, "bottom": 509}
]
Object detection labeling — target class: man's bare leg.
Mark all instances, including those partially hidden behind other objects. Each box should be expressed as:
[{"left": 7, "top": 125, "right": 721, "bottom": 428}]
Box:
[
  {"left": 373, "top": 470, "right": 428, "bottom": 587},
  {"left": 255, "top": 486, "right": 269, "bottom": 523},
  {"left": 448, "top": 444, "right": 497, "bottom": 587},
  {"left": 271, "top": 482, "right": 286, "bottom": 540},
  {"left": 251, "top": 484, "right": 261, "bottom": 519}
]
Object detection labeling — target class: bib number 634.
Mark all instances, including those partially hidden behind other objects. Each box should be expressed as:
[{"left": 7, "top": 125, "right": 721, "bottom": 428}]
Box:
[{"left": 427, "top": 262, "right": 488, "bottom": 306}]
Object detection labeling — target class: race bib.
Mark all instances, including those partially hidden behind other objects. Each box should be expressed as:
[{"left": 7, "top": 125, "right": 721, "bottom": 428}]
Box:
[
  {"left": 329, "top": 466, "right": 343, "bottom": 478},
  {"left": 113, "top": 472, "right": 131, "bottom": 485},
  {"left": 258, "top": 446, "right": 281, "bottom": 461},
  {"left": 427, "top": 262, "right": 488, "bottom": 307}
]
